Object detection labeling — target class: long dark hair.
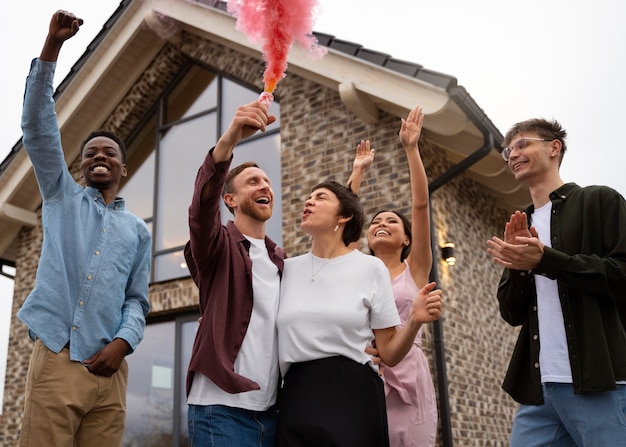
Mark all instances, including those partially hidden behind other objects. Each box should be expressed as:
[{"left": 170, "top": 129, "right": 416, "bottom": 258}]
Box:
[{"left": 369, "top": 210, "right": 412, "bottom": 262}]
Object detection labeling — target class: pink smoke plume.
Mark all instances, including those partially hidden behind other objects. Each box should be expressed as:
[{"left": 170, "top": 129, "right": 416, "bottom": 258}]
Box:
[{"left": 227, "top": 0, "right": 327, "bottom": 105}]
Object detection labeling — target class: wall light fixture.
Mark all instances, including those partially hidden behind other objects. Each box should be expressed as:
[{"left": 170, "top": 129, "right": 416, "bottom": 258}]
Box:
[{"left": 441, "top": 242, "right": 456, "bottom": 266}]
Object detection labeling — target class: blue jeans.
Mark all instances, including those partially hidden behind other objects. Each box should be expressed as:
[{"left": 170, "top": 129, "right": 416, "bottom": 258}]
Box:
[
  {"left": 188, "top": 404, "right": 277, "bottom": 447},
  {"left": 510, "top": 383, "right": 626, "bottom": 446}
]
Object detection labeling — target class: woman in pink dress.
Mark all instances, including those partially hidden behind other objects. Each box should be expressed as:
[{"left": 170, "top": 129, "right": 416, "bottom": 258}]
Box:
[{"left": 351, "top": 105, "right": 441, "bottom": 446}]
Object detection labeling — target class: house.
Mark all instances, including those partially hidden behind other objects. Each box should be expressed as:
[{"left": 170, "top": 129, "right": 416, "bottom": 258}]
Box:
[{"left": 0, "top": 0, "right": 527, "bottom": 445}]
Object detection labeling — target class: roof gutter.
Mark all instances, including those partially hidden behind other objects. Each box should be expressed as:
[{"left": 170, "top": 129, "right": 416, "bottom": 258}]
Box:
[
  {"left": 427, "top": 85, "right": 502, "bottom": 447},
  {"left": 429, "top": 85, "right": 501, "bottom": 194}
]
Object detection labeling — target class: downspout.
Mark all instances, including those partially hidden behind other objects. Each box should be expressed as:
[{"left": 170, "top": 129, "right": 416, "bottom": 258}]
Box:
[{"left": 427, "top": 85, "right": 500, "bottom": 447}]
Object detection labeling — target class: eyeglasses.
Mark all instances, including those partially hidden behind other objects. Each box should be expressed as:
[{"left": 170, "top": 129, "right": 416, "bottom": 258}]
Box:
[{"left": 501, "top": 137, "right": 553, "bottom": 161}]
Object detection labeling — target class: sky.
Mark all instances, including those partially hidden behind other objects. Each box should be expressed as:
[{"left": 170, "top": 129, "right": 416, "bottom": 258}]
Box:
[{"left": 2, "top": 0, "right": 626, "bottom": 407}]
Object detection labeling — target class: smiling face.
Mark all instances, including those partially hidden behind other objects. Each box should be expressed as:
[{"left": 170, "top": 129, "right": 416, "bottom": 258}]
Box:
[
  {"left": 507, "top": 132, "right": 558, "bottom": 183},
  {"left": 225, "top": 166, "right": 274, "bottom": 222},
  {"left": 367, "top": 211, "right": 411, "bottom": 258},
  {"left": 502, "top": 118, "right": 567, "bottom": 188},
  {"left": 80, "top": 135, "right": 127, "bottom": 193}
]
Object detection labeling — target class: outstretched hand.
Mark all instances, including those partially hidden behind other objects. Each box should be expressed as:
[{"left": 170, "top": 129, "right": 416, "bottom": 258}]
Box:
[
  {"left": 353, "top": 140, "right": 375, "bottom": 172},
  {"left": 399, "top": 105, "right": 424, "bottom": 149},
  {"left": 346, "top": 139, "right": 375, "bottom": 194}
]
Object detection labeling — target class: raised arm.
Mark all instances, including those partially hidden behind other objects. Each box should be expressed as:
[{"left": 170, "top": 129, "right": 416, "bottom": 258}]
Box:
[
  {"left": 21, "top": 10, "right": 83, "bottom": 199},
  {"left": 40, "top": 10, "right": 83, "bottom": 63},
  {"left": 346, "top": 140, "right": 375, "bottom": 194},
  {"left": 201, "top": 101, "right": 276, "bottom": 201},
  {"left": 211, "top": 101, "right": 276, "bottom": 162},
  {"left": 401, "top": 106, "right": 432, "bottom": 287}
]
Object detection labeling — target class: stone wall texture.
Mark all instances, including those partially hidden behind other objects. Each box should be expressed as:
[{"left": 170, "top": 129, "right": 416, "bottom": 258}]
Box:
[{"left": 1, "top": 31, "right": 520, "bottom": 446}]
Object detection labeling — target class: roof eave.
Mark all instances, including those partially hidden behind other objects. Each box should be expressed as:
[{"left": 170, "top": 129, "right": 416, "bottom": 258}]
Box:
[{"left": 0, "top": 0, "right": 530, "bottom": 263}]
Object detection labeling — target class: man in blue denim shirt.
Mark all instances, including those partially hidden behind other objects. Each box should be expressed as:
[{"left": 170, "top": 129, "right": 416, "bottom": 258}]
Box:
[
  {"left": 487, "top": 118, "right": 626, "bottom": 446},
  {"left": 17, "top": 10, "right": 151, "bottom": 447}
]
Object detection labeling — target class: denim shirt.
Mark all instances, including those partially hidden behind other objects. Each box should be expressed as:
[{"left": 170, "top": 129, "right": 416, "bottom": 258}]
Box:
[{"left": 17, "top": 58, "right": 152, "bottom": 361}]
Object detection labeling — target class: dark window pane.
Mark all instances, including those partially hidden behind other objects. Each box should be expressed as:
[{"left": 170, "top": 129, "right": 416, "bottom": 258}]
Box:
[
  {"left": 156, "top": 114, "right": 217, "bottom": 252},
  {"left": 123, "top": 321, "right": 175, "bottom": 446},
  {"left": 154, "top": 250, "right": 189, "bottom": 282},
  {"left": 120, "top": 151, "right": 155, "bottom": 221},
  {"left": 179, "top": 319, "right": 199, "bottom": 445},
  {"left": 181, "top": 78, "right": 218, "bottom": 119},
  {"left": 166, "top": 68, "right": 218, "bottom": 124}
]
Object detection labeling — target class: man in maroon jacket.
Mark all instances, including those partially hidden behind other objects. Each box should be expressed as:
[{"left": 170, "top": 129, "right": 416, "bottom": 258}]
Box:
[{"left": 184, "top": 101, "right": 286, "bottom": 447}]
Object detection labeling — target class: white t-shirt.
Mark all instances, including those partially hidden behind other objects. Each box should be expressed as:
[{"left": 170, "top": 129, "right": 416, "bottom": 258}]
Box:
[
  {"left": 533, "top": 202, "right": 572, "bottom": 383},
  {"left": 277, "top": 249, "right": 401, "bottom": 377},
  {"left": 187, "top": 236, "right": 281, "bottom": 410}
]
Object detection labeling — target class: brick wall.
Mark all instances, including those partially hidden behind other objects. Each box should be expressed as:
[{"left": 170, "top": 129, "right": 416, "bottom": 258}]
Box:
[
  {"left": 429, "top": 171, "right": 518, "bottom": 446},
  {"left": 1, "top": 224, "right": 40, "bottom": 445},
  {"left": 2, "top": 32, "right": 520, "bottom": 446}
]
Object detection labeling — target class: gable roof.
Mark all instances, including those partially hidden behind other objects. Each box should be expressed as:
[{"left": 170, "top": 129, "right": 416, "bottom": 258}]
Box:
[{"left": 0, "top": 0, "right": 529, "bottom": 264}]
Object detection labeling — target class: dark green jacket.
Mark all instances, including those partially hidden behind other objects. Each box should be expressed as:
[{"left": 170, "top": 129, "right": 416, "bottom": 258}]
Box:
[{"left": 498, "top": 183, "right": 626, "bottom": 405}]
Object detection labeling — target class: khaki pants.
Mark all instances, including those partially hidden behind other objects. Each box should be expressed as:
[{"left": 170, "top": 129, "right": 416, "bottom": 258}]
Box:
[{"left": 19, "top": 338, "right": 128, "bottom": 447}]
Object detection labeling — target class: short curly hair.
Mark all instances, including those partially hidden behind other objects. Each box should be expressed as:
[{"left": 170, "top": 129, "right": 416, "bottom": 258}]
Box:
[{"left": 80, "top": 130, "right": 127, "bottom": 163}]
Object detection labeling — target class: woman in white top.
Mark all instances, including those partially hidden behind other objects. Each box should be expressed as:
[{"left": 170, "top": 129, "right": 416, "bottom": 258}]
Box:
[{"left": 276, "top": 180, "right": 442, "bottom": 447}]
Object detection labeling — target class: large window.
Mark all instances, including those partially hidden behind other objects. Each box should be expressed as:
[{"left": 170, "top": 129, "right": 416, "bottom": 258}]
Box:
[
  {"left": 120, "top": 64, "right": 282, "bottom": 283},
  {"left": 123, "top": 314, "right": 199, "bottom": 447}
]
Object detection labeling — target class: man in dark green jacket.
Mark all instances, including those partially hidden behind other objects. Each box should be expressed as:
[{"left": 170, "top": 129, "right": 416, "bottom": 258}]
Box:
[{"left": 487, "top": 118, "right": 626, "bottom": 446}]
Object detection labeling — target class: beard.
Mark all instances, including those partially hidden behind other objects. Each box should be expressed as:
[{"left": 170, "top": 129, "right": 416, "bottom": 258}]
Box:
[{"left": 239, "top": 199, "right": 273, "bottom": 222}]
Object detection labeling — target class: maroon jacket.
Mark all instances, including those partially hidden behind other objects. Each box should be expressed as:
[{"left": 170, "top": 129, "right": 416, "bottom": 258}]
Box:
[{"left": 184, "top": 150, "right": 285, "bottom": 395}]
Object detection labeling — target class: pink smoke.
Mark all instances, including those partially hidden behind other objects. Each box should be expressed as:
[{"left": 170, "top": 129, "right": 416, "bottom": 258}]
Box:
[{"left": 227, "top": 0, "right": 327, "bottom": 96}]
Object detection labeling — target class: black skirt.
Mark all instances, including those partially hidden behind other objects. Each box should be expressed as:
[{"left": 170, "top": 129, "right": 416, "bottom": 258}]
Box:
[{"left": 276, "top": 356, "right": 390, "bottom": 447}]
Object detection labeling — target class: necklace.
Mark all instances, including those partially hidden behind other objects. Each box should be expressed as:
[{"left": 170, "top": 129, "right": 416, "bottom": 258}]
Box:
[{"left": 310, "top": 247, "right": 346, "bottom": 281}]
